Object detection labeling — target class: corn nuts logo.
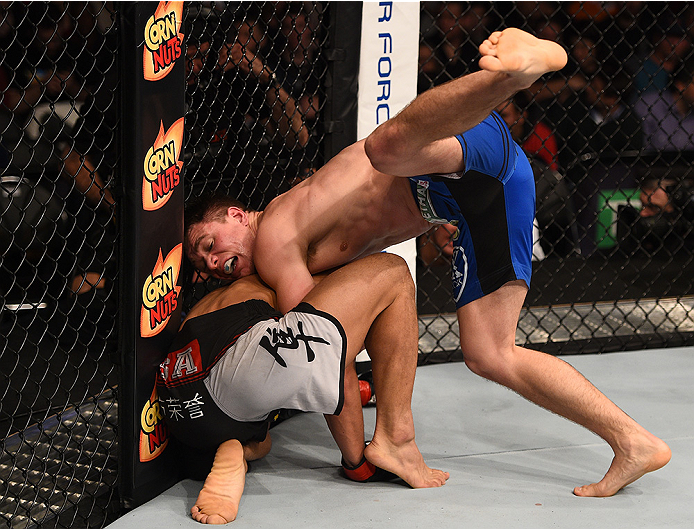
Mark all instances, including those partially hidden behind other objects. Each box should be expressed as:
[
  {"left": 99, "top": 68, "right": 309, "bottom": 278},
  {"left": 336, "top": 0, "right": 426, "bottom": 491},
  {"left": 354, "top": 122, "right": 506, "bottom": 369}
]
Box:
[
  {"left": 143, "top": 1, "right": 183, "bottom": 81},
  {"left": 143, "top": 118, "right": 183, "bottom": 210},
  {"left": 139, "top": 385, "right": 168, "bottom": 462},
  {"left": 141, "top": 244, "right": 182, "bottom": 338}
]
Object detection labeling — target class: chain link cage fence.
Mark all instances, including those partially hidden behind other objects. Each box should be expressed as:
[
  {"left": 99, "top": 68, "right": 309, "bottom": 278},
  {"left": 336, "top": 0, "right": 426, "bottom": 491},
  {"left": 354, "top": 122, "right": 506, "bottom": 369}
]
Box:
[
  {"left": 1, "top": 1, "right": 119, "bottom": 528},
  {"left": 416, "top": 1, "right": 694, "bottom": 361},
  {"left": 1, "top": 1, "right": 694, "bottom": 528},
  {"left": 180, "top": 2, "right": 329, "bottom": 305}
]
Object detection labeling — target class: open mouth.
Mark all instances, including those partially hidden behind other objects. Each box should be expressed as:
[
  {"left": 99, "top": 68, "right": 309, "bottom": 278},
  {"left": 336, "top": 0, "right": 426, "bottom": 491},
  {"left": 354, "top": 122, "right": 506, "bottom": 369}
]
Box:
[{"left": 223, "top": 256, "right": 238, "bottom": 276}]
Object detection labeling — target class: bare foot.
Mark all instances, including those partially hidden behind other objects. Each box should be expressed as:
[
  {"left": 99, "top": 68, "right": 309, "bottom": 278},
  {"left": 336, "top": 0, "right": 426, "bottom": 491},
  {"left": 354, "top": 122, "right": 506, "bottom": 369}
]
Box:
[
  {"left": 364, "top": 437, "right": 448, "bottom": 488},
  {"left": 479, "top": 28, "right": 567, "bottom": 87},
  {"left": 191, "top": 440, "right": 247, "bottom": 524},
  {"left": 574, "top": 435, "right": 671, "bottom": 497}
]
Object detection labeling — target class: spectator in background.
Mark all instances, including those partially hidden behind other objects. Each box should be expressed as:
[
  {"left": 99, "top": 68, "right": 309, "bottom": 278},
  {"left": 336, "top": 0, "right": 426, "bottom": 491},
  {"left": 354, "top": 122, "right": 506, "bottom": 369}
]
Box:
[
  {"left": 564, "top": 27, "right": 601, "bottom": 78},
  {"left": 185, "top": 7, "right": 308, "bottom": 209},
  {"left": 0, "top": 3, "right": 37, "bottom": 116},
  {"left": 271, "top": 5, "right": 321, "bottom": 127},
  {"left": 553, "top": 66, "right": 643, "bottom": 185},
  {"left": 533, "top": 15, "right": 564, "bottom": 43},
  {"left": 2, "top": 3, "right": 97, "bottom": 179},
  {"left": 627, "top": 57, "right": 694, "bottom": 253},
  {"left": 0, "top": 1, "right": 16, "bottom": 166},
  {"left": 635, "top": 57, "right": 694, "bottom": 153},
  {"left": 217, "top": 13, "right": 308, "bottom": 150},
  {"left": 1, "top": 3, "right": 46, "bottom": 117},
  {"left": 418, "top": 37, "right": 443, "bottom": 94},
  {"left": 266, "top": 4, "right": 323, "bottom": 178},
  {"left": 552, "top": 64, "right": 643, "bottom": 254},
  {"left": 639, "top": 179, "right": 694, "bottom": 221},
  {"left": 57, "top": 66, "right": 118, "bottom": 357},
  {"left": 428, "top": 2, "right": 490, "bottom": 85},
  {"left": 504, "top": 1, "right": 563, "bottom": 33},
  {"left": 526, "top": 27, "right": 603, "bottom": 113},
  {"left": 629, "top": 17, "right": 691, "bottom": 99},
  {"left": 27, "top": 3, "right": 87, "bottom": 105},
  {"left": 600, "top": 2, "right": 652, "bottom": 68},
  {"left": 496, "top": 93, "right": 560, "bottom": 170},
  {"left": 684, "top": 5, "right": 694, "bottom": 49},
  {"left": 564, "top": 1, "right": 620, "bottom": 26}
]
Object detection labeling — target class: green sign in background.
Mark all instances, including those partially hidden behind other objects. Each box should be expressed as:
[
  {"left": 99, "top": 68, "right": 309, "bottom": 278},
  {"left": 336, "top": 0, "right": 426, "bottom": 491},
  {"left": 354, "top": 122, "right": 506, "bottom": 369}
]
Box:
[{"left": 595, "top": 188, "right": 641, "bottom": 248}]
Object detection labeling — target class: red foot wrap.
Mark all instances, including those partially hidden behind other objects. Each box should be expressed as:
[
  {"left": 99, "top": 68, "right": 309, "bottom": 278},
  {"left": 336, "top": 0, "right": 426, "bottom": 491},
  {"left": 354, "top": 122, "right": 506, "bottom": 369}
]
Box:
[
  {"left": 341, "top": 456, "right": 376, "bottom": 482},
  {"left": 358, "top": 379, "right": 372, "bottom": 406}
]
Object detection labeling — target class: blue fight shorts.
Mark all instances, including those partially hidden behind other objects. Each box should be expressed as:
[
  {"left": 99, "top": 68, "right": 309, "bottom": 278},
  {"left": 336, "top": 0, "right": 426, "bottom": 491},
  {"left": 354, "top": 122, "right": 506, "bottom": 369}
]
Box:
[{"left": 409, "top": 112, "right": 534, "bottom": 308}]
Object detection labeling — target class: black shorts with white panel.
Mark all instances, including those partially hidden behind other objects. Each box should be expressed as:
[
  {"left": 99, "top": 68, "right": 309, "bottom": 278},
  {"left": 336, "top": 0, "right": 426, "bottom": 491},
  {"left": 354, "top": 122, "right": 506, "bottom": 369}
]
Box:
[{"left": 157, "top": 299, "right": 347, "bottom": 451}]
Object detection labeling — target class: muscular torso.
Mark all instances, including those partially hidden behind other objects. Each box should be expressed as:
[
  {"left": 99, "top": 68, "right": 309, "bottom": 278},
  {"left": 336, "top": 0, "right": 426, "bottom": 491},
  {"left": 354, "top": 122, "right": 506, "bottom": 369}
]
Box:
[{"left": 259, "top": 140, "right": 431, "bottom": 275}]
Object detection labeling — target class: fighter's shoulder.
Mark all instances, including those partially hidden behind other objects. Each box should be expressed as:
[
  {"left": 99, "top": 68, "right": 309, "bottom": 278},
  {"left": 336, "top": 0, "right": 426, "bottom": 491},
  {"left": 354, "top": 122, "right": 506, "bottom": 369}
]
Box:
[
  {"left": 230, "top": 275, "right": 277, "bottom": 307},
  {"left": 257, "top": 198, "right": 303, "bottom": 245},
  {"left": 255, "top": 205, "right": 307, "bottom": 272}
]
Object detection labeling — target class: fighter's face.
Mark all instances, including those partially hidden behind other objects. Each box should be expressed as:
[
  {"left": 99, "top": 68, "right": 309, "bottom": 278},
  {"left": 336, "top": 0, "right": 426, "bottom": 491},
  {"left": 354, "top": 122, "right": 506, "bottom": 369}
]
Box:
[{"left": 186, "top": 212, "right": 255, "bottom": 281}]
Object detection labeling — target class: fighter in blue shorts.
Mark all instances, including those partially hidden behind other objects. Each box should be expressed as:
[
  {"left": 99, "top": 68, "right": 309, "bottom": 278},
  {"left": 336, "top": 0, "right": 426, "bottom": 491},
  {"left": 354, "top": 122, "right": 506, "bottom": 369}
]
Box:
[
  {"left": 409, "top": 112, "right": 534, "bottom": 307},
  {"left": 185, "top": 29, "right": 670, "bottom": 502}
]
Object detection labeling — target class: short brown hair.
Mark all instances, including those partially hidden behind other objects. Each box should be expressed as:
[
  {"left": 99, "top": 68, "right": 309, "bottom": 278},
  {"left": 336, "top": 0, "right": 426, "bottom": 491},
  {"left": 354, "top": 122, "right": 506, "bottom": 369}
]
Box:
[{"left": 184, "top": 193, "right": 252, "bottom": 244}]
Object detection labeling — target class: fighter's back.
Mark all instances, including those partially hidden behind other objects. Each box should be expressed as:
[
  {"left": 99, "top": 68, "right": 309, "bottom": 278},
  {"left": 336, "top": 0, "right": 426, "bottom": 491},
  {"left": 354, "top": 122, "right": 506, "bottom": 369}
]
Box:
[{"left": 181, "top": 274, "right": 276, "bottom": 327}]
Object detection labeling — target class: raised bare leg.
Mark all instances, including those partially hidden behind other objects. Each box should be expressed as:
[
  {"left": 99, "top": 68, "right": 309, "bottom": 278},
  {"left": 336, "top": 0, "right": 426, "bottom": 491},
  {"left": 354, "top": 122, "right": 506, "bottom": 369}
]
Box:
[
  {"left": 191, "top": 439, "right": 247, "bottom": 524},
  {"left": 458, "top": 280, "right": 671, "bottom": 497},
  {"left": 365, "top": 28, "right": 567, "bottom": 177},
  {"left": 478, "top": 28, "right": 568, "bottom": 87}
]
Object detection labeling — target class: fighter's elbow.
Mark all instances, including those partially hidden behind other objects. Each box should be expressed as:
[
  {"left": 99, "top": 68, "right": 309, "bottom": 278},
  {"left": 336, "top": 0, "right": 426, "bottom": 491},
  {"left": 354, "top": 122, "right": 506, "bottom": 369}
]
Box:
[{"left": 278, "top": 286, "right": 310, "bottom": 314}]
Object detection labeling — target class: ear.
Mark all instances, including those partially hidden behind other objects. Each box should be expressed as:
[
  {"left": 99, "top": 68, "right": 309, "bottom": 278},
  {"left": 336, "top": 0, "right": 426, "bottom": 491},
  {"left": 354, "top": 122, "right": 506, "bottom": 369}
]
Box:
[{"left": 227, "top": 206, "right": 248, "bottom": 225}]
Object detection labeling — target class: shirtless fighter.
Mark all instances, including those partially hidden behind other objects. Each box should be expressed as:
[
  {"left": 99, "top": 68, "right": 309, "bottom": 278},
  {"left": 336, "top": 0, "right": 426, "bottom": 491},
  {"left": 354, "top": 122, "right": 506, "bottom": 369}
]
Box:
[
  {"left": 157, "top": 254, "right": 448, "bottom": 524},
  {"left": 185, "top": 29, "right": 671, "bottom": 497}
]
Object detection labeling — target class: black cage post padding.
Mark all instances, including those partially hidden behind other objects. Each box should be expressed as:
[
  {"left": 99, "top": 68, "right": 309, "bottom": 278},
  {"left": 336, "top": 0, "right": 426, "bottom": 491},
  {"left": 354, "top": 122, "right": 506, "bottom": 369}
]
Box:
[
  {"left": 118, "top": 1, "right": 185, "bottom": 508},
  {"left": 323, "top": 2, "right": 361, "bottom": 159}
]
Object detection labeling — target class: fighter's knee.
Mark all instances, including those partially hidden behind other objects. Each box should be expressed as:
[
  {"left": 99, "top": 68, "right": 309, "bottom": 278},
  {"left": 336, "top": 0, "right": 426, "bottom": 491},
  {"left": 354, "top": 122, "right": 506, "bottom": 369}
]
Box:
[
  {"left": 463, "top": 347, "right": 514, "bottom": 382},
  {"left": 369, "top": 253, "right": 414, "bottom": 291},
  {"left": 389, "top": 253, "right": 414, "bottom": 284},
  {"left": 364, "top": 123, "right": 407, "bottom": 173},
  {"left": 463, "top": 354, "right": 490, "bottom": 379}
]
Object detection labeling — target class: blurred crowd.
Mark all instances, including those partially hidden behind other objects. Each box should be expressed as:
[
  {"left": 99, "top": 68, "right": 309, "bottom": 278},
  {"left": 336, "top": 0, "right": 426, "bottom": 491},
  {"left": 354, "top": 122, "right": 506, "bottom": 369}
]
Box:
[
  {"left": 0, "top": 1, "right": 326, "bottom": 354},
  {"left": 3, "top": 1, "right": 694, "bottom": 348},
  {"left": 418, "top": 1, "right": 694, "bottom": 260}
]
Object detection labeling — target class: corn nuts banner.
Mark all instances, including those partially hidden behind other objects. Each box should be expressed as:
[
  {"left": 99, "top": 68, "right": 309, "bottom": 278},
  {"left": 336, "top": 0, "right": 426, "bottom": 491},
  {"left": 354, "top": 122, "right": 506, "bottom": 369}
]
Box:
[{"left": 119, "top": 1, "right": 185, "bottom": 508}]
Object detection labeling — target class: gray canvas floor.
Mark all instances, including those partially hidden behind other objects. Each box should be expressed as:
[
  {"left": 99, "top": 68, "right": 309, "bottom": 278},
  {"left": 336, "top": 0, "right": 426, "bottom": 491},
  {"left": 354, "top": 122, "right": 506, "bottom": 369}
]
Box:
[{"left": 108, "top": 347, "right": 694, "bottom": 529}]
